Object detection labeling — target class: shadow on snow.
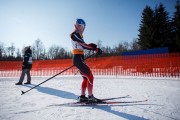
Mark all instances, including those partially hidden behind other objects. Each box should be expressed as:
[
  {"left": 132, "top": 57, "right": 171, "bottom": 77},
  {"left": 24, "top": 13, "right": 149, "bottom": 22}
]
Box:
[{"left": 23, "top": 84, "right": 78, "bottom": 100}]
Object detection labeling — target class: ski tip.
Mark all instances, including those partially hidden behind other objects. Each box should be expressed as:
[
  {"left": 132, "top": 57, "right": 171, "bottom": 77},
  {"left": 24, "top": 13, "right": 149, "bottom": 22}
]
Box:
[
  {"left": 126, "top": 95, "right": 131, "bottom": 97},
  {"left": 21, "top": 91, "right": 25, "bottom": 95}
]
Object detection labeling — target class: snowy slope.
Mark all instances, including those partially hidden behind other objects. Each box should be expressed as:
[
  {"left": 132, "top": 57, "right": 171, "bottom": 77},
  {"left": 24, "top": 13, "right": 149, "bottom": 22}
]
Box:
[{"left": 0, "top": 76, "right": 180, "bottom": 120}]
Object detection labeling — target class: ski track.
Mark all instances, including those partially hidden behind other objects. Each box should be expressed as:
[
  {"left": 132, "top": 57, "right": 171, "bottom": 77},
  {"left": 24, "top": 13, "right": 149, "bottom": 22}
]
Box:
[{"left": 0, "top": 76, "right": 180, "bottom": 120}]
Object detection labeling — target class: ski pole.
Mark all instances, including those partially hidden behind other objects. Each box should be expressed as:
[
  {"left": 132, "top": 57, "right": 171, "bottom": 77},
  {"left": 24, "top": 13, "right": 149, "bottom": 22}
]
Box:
[{"left": 21, "top": 53, "right": 94, "bottom": 95}]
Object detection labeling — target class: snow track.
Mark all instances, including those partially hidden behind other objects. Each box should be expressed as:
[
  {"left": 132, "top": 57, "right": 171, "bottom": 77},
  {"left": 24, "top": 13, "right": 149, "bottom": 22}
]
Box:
[{"left": 0, "top": 76, "right": 180, "bottom": 120}]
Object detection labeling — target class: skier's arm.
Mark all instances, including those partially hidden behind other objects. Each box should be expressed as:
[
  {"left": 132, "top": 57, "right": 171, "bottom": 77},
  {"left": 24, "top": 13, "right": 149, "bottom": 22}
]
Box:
[
  {"left": 71, "top": 33, "right": 96, "bottom": 50},
  {"left": 22, "top": 53, "right": 30, "bottom": 69}
]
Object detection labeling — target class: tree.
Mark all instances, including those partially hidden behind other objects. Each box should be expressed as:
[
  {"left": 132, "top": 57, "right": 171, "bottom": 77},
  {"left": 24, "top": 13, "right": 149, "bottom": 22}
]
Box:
[
  {"left": 138, "top": 5, "right": 154, "bottom": 49},
  {"left": 0, "top": 42, "right": 4, "bottom": 60},
  {"left": 56, "top": 47, "right": 66, "bottom": 59},
  {"left": 172, "top": 0, "right": 180, "bottom": 52},
  {"left": 130, "top": 38, "right": 140, "bottom": 51},
  {"left": 138, "top": 3, "right": 172, "bottom": 50},
  {"left": 153, "top": 3, "right": 171, "bottom": 48},
  {"left": 33, "top": 39, "right": 45, "bottom": 60},
  {"left": 47, "top": 45, "right": 70, "bottom": 59},
  {"left": 97, "top": 40, "right": 103, "bottom": 48},
  {"left": 7, "top": 43, "right": 15, "bottom": 57},
  {"left": 16, "top": 48, "right": 22, "bottom": 60},
  {"left": 114, "top": 42, "right": 129, "bottom": 54}
]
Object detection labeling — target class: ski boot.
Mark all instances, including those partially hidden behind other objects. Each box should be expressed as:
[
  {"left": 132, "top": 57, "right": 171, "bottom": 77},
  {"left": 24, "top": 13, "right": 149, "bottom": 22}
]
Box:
[
  {"left": 15, "top": 82, "right": 22, "bottom": 85},
  {"left": 77, "top": 95, "right": 88, "bottom": 103},
  {"left": 88, "top": 94, "right": 102, "bottom": 103},
  {"left": 24, "top": 81, "right": 31, "bottom": 84}
]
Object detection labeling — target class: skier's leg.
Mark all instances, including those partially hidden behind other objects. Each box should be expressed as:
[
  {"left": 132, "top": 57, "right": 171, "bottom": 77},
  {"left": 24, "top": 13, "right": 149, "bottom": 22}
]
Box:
[
  {"left": 19, "top": 69, "right": 26, "bottom": 83},
  {"left": 24, "top": 69, "right": 31, "bottom": 84},
  {"left": 81, "top": 71, "right": 94, "bottom": 96},
  {"left": 81, "top": 71, "right": 102, "bottom": 103},
  {"left": 73, "top": 54, "right": 94, "bottom": 96},
  {"left": 86, "top": 71, "right": 94, "bottom": 96},
  {"left": 81, "top": 76, "right": 88, "bottom": 95},
  {"left": 26, "top": 69, "right": 31, "bottom": 82},
  {"left": 78, "top": 74, "right": 89, "bottom": 102}
]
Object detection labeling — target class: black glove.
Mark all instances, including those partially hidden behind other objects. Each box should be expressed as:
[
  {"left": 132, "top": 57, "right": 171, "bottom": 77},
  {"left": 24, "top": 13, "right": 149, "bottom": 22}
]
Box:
[
  {"left": 96, "top": 48, "right": 103, "bottom": 55},
  {"left": 88, "top": 43, "right": 97, "bottom": 50}
]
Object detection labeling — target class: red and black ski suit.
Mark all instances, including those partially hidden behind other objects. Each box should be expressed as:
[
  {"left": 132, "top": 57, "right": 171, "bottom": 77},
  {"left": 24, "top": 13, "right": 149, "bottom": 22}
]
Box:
[{"left": 70, "top": 31, "right": 95, "bottom": 95}]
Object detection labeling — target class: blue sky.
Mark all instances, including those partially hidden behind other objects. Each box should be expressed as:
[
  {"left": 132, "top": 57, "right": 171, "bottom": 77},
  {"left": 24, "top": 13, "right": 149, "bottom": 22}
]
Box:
[{"left": 0, "top": 0, "right": 177, "bottom": 51}]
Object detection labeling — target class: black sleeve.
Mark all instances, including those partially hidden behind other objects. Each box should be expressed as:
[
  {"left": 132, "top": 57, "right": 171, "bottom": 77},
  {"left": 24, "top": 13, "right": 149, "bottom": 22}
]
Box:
[
  {"left": 22, "top": 53, "right": 30, "bottom": 68},
  {"left": 71, "top": 32, "right": 95, "bottom": 50},
  {"left": 71, "top": 32, "right": 84, "bottom": 43}
]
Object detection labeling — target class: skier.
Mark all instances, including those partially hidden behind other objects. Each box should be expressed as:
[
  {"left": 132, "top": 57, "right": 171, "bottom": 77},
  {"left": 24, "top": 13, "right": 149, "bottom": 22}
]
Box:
[
  {"left": 70, "top": 18, "right": 103, "bottom": 103},
  {"left": 15, "top": 46, "right": 32, "bottom": 85}
]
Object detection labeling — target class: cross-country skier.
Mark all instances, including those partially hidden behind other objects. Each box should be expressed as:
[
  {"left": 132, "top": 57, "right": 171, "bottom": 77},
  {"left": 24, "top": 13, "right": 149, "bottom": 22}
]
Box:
[
  {"left": 70, "top": 18, "right": 103, "bottom": 103},
  {"left": 15, "top": 46, "right": 32, "bottom": 85}
]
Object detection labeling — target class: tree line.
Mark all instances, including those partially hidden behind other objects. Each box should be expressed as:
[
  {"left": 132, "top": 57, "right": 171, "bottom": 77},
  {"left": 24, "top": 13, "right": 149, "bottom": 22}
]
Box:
[
  {"left": 0, "top": 1, "right": 179, "bottom": 61},
  {"left": 0, "top": 39, "right": 73, "bottom": 61},
  {"left": 138, "top": 1, "right": 180, "bottom": 52},
  {"left": 0, "top": 38, "right": 139, "bottom": 60}
]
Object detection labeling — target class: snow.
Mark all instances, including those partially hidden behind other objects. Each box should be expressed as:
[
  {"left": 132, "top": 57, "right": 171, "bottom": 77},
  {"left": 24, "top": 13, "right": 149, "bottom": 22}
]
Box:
[{"left": 0, "top": 75, "right": 180, "bottom": 120}]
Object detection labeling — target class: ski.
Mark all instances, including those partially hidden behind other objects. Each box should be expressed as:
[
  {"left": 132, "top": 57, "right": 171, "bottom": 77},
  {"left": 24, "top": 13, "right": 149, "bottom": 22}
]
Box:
[
  {"left": 101, "top": 95, "right": 130, "bottom": 101},
  {"left": 101, "top": 99, "right": 148, "bottom": 104},
  {"left": 48, "top": 99, "right": 148, "bottom": 107},
  {"left": 47, "top": 95, "right": 130, "bottom": 107},
  {"left": 65, "top": 99, "right": 148, "bottom": 106}
]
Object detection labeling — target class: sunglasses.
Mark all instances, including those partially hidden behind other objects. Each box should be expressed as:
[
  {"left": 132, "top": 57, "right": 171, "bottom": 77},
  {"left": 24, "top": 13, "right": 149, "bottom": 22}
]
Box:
[{"left": 79, "top": 24, "right": 85, "bottom": 28}]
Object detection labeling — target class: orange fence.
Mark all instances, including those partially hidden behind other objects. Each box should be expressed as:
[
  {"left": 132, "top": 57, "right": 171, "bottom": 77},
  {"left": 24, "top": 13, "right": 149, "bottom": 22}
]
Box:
[{"left": 0, "top": 53, "right": 180, "bottom": 78}]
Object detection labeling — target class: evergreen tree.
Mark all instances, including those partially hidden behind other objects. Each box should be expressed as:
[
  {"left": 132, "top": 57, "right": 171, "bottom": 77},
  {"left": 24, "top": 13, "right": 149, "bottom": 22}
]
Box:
[
  {"left": 172, "top": 0, "right": 180, "bottom": 52},
  {"left": 138, "top": 3, "right": 172, "bottom": 50},
  {"left": 138, "top": 5, "right": 154, "bottom": 49},
  {"left": 153, "top": 3, "right": 171, "bottom": 48}
]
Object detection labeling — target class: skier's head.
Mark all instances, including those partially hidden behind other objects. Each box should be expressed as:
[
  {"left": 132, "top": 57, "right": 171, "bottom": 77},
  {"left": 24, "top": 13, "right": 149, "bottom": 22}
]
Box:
[{"left": 74, "top": 18, "right": 86, "bottom": 33}]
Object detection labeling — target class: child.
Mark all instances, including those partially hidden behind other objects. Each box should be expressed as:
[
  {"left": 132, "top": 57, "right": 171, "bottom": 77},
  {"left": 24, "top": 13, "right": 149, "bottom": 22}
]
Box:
[{"left": 70, "top": 18, "right": 102, "bottom": 103}]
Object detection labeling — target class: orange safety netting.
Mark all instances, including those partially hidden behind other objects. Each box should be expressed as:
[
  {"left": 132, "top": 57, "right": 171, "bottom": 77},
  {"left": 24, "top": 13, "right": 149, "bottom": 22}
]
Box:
[{"left": 0, "top": 53, "right": 180, "bottom": 78}]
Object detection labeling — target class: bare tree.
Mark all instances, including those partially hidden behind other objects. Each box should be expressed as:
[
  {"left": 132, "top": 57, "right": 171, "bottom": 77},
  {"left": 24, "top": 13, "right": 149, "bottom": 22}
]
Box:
[
  {"left": 130, "top": 38, "right": 140, "bottom": 51},
  {"left": 16, "top": 48, "right": 22, "bottom": 59},
  {"left": 97, "top": 40, "right": 103, "bottom": 48},
  {"left": 47, "top": 45, "right": 60, "bottom": 59},
  {"left": 33, "top": 39, "right": 45, "bottom": 60},
  {"left": 6, "top": 43, "right": 15, "bottom": 57},
  {"left": 0, "top": 42, "right": 4, "bottom": 59},
  {"left": 47, "top": 45, "right": 69, "bottom": 59},
  {"left": 114, "top": 42, "right": 128, "bottom": 54}
]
